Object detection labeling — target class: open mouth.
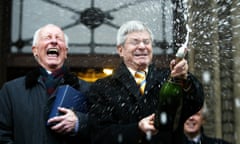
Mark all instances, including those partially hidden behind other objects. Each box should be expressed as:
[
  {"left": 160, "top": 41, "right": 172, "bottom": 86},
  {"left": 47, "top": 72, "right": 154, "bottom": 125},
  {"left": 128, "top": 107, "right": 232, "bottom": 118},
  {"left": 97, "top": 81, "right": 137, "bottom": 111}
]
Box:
[
  {"left": 47, "top": 48, "right": 59, "bottom": 56},
  {"left": 135, "top": 53, "right": 147, "bottom": 57}
]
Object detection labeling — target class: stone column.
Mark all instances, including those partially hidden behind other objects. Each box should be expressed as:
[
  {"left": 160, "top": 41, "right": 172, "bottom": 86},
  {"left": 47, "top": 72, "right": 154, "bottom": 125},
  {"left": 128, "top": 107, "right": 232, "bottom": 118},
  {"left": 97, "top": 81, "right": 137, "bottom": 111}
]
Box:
[
  {"left": 0, "top": 0, "right": 10, "bottom": 87},
  {"left": 0, "top": 0, "right": 3, "bottom": 87},
  {"left": 232, "top": 0, "right": 240, "bottom": 142},
  {"left": 217, "top": 1, "right": 235, "bottom": 142},
  {"left": 187, "top": 0, "right": 222, "bottom": 138}
]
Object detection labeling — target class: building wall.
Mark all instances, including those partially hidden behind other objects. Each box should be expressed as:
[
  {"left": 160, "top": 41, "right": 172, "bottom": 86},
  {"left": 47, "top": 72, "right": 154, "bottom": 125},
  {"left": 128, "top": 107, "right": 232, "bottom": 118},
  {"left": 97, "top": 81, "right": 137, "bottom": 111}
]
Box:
[{"left": 188, "top": 0, "right": 236, "bottom": 143}]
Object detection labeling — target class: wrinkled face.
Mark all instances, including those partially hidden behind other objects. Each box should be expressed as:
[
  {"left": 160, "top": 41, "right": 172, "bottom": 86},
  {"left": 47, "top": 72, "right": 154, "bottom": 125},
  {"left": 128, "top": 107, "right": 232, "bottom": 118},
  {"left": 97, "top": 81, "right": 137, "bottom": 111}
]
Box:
[
  {"left": 117, "top": 31, "right": 153, "bottom": 71},
  {"left": 32, "top": 25, "right": 68, "bottom": 72},
  {"left": 184, "top": 109, "right": 204, "bottom": 138}
]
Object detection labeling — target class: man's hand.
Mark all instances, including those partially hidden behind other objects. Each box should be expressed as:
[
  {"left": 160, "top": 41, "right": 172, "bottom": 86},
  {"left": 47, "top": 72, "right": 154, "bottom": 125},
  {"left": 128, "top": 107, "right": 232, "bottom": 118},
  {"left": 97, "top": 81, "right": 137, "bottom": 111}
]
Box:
[
  {"left": 138, "top": 114, "right": 158, "bottom": 136},
  {"left": 47, "top": 107, "right": 78, "bottom": 134},
  {"left": 170, "top": 58, "right": 188, "bottom": 79}
]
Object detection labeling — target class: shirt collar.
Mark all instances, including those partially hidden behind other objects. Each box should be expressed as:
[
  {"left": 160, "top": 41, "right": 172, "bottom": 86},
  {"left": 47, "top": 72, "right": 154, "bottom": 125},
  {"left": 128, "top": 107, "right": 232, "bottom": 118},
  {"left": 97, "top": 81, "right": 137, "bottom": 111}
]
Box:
[
  {"left": 189, "top": 134, "right": 201, "bottom": 143},
  {"left": 127, "top": 67, "right": 148, "bottom": 77}
]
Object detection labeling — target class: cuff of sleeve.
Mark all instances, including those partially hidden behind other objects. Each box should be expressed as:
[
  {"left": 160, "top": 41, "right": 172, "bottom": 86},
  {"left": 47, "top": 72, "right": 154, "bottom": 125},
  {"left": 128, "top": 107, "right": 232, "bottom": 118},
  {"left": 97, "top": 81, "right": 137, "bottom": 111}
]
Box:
[
  {"left": 68, "top": 118, "right": 79, "bottom": 136},
  {"left": 74, "top": 118, "right": 79, "bottom": 133}
]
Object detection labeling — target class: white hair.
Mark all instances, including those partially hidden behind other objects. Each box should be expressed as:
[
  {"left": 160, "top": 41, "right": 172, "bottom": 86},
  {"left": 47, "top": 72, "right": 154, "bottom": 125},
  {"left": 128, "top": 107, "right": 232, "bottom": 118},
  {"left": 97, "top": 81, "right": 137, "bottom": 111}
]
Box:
[
  {"left": 32, "top": 24, "right": 69, "bottom": 48},
  {"left": 116, "top": 20, "right": 154, "bottom": 46}
]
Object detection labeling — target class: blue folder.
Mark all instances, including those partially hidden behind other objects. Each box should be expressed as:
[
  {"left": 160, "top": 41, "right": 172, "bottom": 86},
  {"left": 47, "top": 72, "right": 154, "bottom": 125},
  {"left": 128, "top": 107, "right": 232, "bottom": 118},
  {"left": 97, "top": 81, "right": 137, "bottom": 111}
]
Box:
[{"left": 47, "top": 85, "right": 87, "bottom": 126}]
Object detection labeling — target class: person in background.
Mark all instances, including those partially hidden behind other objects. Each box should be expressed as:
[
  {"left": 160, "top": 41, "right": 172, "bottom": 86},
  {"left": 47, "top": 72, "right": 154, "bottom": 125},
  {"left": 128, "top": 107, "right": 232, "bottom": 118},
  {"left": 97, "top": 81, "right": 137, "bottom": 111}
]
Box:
[
  {"left": 0, "top": 24, "right": 91, "bottom": 144},
  {"left": 183, "top": 102, "right": 230, "bottom": 144},
  {"left": 88, "top": 20, "right": 204, "bottom": 144}
]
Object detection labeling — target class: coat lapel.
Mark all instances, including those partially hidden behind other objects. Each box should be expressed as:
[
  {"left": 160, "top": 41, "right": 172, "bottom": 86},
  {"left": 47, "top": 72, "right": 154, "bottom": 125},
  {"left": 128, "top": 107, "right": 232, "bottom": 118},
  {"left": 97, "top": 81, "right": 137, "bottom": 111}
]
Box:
[
  {"left": 113, "top": 63, "right": 162, "bottom": 97},
  {"left": 144, "top": 64, "right": 162, "bottom": 94},
  {"left": 113, "top": 63, "right": 141, "bottom": 97}
]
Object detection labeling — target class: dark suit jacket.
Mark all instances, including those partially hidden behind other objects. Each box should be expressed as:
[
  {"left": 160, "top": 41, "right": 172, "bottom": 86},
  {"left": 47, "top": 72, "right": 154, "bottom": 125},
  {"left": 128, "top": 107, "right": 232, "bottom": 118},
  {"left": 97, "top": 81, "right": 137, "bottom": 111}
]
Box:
[
  {"left": 88, "top": 62, "right": 204, "bottom": 144},
  {"left": 183, "top": 131, "right": 231, "bottom": 144}
]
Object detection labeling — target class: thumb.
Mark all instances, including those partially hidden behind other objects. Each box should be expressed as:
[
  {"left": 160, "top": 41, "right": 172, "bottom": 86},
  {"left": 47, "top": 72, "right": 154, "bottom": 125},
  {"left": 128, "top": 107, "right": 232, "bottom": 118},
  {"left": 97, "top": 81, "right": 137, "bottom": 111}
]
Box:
[{"left": 58, "top": 107, "right": 68, "bottom": 113}]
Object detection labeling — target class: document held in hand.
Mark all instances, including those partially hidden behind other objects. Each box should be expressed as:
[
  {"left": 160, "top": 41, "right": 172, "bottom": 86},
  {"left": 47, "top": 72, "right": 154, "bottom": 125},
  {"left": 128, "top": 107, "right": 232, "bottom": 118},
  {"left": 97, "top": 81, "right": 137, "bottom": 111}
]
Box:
[{"left": 48, "top": 85, "right": 87, "bottom": 121}]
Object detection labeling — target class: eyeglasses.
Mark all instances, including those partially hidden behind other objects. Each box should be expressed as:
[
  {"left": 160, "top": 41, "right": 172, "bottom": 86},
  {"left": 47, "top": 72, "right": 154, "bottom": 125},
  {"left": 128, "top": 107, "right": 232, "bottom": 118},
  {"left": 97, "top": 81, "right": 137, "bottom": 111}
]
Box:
[{"left": 125, "top": 39, "right": 152, "bottom": 46}]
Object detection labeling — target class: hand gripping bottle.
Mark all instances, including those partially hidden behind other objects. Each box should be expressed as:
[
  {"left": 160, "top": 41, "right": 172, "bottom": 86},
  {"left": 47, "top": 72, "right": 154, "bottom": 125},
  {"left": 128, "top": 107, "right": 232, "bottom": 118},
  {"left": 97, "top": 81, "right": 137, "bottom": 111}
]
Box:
[{"left": 154, "top": 46, "right": 188, "bottom": 131}]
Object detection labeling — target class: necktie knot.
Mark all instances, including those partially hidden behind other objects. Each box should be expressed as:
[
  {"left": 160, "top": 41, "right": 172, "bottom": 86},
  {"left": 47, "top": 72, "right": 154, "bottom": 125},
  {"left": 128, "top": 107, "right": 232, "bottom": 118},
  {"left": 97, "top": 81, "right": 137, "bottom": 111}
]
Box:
[
  {"left": 135, "top": 71, "right": 146, "bottom": 95},
  {"left": 135, "top": 71, "right": 145, "bottom": 83}
]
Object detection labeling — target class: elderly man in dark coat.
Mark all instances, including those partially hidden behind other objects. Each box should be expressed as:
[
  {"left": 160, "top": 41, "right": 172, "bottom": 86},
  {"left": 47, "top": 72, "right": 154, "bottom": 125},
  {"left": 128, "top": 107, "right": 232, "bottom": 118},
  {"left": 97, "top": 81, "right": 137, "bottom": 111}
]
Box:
[
  {"left": 88, "top": 20, "right": 204, "bottom": 144},
  {"left": 0, "top": 24, "right": 91, "bottom": 144}
]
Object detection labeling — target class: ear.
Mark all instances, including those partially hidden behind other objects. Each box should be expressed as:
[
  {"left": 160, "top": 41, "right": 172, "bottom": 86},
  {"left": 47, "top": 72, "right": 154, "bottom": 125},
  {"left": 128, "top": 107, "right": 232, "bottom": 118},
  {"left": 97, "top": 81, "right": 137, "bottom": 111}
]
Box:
[
  {"left": 117, "top": 45, "right": 123, "bottom": 57},
  {"left": 65, "top": 48, "right": 68, "bottom": 59},
  {"left": 32, "top": 46, "right": 38, "bottom": 57}
]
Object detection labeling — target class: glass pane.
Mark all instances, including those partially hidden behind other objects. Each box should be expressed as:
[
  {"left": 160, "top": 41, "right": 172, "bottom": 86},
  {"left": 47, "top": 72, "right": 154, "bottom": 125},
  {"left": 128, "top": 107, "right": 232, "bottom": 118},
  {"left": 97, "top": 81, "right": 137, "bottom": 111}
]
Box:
[{"left": 11, "top": 0, "right": 174, "bottom": 55}]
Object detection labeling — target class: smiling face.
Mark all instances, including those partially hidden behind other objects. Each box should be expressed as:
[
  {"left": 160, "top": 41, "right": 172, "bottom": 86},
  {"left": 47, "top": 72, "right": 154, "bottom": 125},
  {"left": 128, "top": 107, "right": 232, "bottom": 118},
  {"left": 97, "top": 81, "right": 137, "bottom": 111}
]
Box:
[
  {"left": 32, "top": 24, "right": 68, "bottom": 72},
  {"left": 184, "top": 109, "right": 205, "bottom": 138},
  {"left": 117, "top": 31, "right": 153, "bottom": 71}
]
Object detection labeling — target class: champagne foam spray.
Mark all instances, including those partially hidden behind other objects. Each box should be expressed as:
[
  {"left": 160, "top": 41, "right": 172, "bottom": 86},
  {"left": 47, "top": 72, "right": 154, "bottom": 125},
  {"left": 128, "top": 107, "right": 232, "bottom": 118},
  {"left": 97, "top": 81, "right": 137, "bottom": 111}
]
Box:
[{"left": 175, "top": 24, "right": 192, "bottom": 59}]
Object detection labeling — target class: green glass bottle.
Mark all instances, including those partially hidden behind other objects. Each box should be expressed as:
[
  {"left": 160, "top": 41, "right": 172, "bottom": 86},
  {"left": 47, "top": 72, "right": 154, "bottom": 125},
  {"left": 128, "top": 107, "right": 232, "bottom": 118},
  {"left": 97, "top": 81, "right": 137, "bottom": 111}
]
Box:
[
  {"left": 154, "top": 47, "right": 187, "bottom": 131},
  {"left": 154, "top": 77, "right": 183, "bottom": 131}
]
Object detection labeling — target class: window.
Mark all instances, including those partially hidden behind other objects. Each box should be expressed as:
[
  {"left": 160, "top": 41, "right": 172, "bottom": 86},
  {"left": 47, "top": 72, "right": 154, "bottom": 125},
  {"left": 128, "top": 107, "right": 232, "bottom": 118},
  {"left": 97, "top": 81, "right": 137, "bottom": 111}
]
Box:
[{"left": 11, "top": 0, "right": 174, "bottom": 55}]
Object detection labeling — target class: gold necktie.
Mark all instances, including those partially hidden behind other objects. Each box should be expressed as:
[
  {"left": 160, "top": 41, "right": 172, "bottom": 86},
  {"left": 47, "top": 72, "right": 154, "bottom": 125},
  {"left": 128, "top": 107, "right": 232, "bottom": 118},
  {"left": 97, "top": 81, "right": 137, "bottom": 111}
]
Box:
[{"left": 135, "top": 71, "right": 146, "bottom": 95}]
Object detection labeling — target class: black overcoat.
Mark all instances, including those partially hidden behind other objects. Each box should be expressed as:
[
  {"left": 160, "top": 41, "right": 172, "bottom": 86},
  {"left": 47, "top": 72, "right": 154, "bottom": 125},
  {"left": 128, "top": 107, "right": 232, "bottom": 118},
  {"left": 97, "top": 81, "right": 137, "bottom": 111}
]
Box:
[
  {"left": 0, "top": 67, "right": 91, "bottom": 144},
  {"left": 88, "top": 62, "right": 204, "bottom": 144}
]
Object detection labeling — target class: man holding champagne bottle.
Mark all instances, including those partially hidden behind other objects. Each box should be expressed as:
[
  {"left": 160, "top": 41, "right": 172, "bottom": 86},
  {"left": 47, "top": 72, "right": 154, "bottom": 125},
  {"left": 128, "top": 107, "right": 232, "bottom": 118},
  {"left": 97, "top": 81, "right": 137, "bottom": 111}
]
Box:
[{"left": 88, "top": 20, "right": 204, "bottom": 144}]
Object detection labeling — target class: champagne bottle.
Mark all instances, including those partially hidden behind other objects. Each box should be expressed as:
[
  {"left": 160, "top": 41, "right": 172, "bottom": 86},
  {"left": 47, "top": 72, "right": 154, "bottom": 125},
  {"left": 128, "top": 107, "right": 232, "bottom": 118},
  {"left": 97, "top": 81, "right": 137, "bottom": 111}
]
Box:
[{"left": 154, "top": 46, "right": 187, "bottom": 131}]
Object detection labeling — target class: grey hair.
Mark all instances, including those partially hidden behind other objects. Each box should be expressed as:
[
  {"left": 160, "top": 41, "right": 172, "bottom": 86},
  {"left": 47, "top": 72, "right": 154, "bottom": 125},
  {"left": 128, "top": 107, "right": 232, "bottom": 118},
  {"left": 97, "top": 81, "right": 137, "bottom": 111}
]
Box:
[
  {"left": 32, "top": 24, "right": 69, "bottom": 48},
  {"left": 116, "top": 20, "right": 154, "bottom": 46}
]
